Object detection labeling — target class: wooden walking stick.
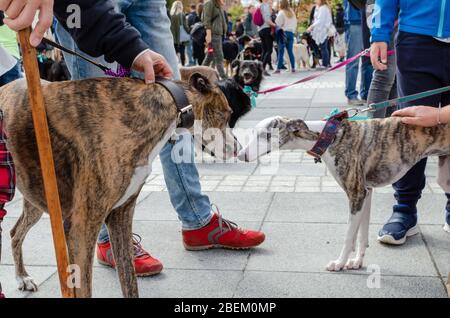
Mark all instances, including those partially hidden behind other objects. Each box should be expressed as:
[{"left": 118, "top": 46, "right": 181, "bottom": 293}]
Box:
[{"left": 18, "top": 27, "right": 75, "bottom": 298}]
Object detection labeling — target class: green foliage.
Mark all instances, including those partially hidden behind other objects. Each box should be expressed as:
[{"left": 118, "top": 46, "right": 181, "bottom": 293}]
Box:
[{"left": 228, "top": 4, "right": 245, "bottom": 25}]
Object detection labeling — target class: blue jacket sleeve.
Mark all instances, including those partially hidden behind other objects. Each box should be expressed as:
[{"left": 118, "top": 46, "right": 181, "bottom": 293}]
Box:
[
  {"left": 370, "top": 0, "right": 398, "bottom": 43},
  {"left": 54, "top": 0, "right": 149, "bottom": 69}
]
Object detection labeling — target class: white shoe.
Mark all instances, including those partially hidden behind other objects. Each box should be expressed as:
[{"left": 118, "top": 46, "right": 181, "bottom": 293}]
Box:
[{"left": 444, "top": 223, "right": 450, "bottom": 234}]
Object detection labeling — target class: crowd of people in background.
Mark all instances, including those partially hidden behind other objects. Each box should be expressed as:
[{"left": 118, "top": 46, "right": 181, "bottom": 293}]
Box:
[{"left": 167, "top": 0, "right": 370, "bottom": 81}]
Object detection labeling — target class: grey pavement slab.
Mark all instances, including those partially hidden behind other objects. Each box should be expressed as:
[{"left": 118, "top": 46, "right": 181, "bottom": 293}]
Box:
[
  {"left": 246, "top": 222, "right": 439, "bottom": 277},
  {"left": 266, "top": 193, "right": 449, "bottom": 225},
  {"left": 28, "top": 268, "right": 243, "bottom": 298},
  {"left": 234, "top": 271, "right": 447, "bottom": 298},
  {"left": 133, "top": 191, "right": 274, "bottom": 223},
  {"left": 420, "top": 225, "right": 450, "bottom": 278}
]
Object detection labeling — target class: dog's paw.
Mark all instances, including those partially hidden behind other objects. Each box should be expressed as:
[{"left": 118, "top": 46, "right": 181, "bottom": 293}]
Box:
[
  {"left": 344, "top": 257, "right": 364, "bottom": 270},
  {"left": 326, "top": 260, "right": 346, "bottom": 271},
  {"left": 17, "top": 276, "right": 38, "bottom": 292}
]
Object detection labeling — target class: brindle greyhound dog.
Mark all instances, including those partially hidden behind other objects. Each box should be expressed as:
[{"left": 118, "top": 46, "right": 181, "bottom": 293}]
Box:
[
  {"left": 0, "top": 73, "right": 237, "bottom": 298},
  {"left": 239, "top": 116, "right": 450, "bottom": 272}
]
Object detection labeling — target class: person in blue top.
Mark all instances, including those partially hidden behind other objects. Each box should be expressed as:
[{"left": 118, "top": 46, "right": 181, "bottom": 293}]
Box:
[
  {"left": 343, "top": 0, "right": 371, "bottom": 106},
  {"left": 371, "top": 0, "right": 450, "bottom": 245}
]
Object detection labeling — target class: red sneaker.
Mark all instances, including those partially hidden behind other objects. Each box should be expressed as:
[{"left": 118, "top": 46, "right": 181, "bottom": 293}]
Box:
[
  {"left": 182, "top": 211, "right": 265, "bottom": 250},
  {"left": 96, "top": 234, "right": 163, "bottom": 277}
]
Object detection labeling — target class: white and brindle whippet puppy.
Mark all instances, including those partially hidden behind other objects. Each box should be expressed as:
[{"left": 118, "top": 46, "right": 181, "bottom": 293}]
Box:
[
  {"left": 239, "top": 115, "right": 450, "bottom": 271},
  {"left": 0, "top": 73, "right": 242, "bottom": 297}
]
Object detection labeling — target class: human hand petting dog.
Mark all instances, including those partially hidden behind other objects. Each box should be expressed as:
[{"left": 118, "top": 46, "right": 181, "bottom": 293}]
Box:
[
  {"left": 393, "top": 106, "right": 450, "bottom": 127},
  {"left": 132, "top": 49, "right": 173, "bottom": 84},
  {"left": 0, "top": 0, "right": 54, "bottom": 47}
]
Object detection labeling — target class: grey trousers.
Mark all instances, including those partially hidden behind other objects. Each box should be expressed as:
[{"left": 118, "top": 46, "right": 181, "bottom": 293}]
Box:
[
  {"left": 367, "top": 33, "right": 397, "bottom": 119},
  {"left": 202, "top": 34, "right": 227, "bottom": 80}
]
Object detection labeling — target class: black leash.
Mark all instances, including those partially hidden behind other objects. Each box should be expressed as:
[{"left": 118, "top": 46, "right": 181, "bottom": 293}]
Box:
[{"left": 41, "top": 38, "right": 195, "bottom": 129}]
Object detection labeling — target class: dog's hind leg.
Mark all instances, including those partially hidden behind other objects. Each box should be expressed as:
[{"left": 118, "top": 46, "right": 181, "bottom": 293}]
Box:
[
  {"left": 10, "top": 199, "right": 44, "bottom": 292},
  {"left": 345, "top": 188, "right": 373, "bottom": 270},
  {"left": 105, "top": 193, "right": 140, "bottom": 298}
]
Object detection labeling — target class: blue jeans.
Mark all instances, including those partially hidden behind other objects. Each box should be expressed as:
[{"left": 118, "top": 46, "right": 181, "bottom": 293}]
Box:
[
  {"left": 0, "top": 60, "right": 22, "bottom": 86},
  {"left": 186, "top": 39, "right": 195, "bottom": 65},
  {"left": 55, "top": 0, "right": 213, "bottom": 244},
  {"left": 277, "top": 31, "right": 295, "bottom": 70},
  {"left": 319, "top": 40, "right": 330, "bottom": 68},
  {"left": 345, "top": 24, "right": 363, "bottom": 100},
  {"left": 393, "top": 31, "right": 450, "bottom": 214}
]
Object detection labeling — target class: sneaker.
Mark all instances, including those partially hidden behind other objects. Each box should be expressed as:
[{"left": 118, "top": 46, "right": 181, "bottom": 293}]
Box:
[
  {"left": 96, "top": 234, "right": 163, "bottom": 276},
  {"left": 182, "top": 207, "right": 265, "bottom": 250},
  {"left": 263, "top": 70, "right": 271, "bottom": 77},
  {"left": 273, "top": 69, "right": 281, "bottom": 74},
  {"left": 347, "top": 98, "right": 365, "bottom": 106},
  {"left": 378, "top": 211, "right": 419, "bottom": 245},
  {"left": 291, "top": 69, "right": 296, "bottom": 73},
  {"left": 444, "top": 210, "right": 450, "bottom": 233}
]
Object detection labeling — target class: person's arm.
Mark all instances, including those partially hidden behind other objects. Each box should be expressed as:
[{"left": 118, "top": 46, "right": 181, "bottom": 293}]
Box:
[
  {"left": 54, "top": 0, "right": 148, "bottom": 70},
  {"left": 392, "top": 106, "right": 450, "bottom": 127},
  {"left": 202, "top": 1, "right": 213, "bottom": 44},
  {"left": 275, "top": 11, "right": 284, "bottom": 28},
  {"left": 370, "top": 0, "right": 398, "bottom": 70}
]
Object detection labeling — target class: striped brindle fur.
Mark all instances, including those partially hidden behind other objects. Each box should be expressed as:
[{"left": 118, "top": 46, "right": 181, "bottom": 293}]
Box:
[
  {"left": 239, "top": 116, "right": 450, "bottom": 272},
  {"left": 0, "top": 74, "right": 236, "bottom": 298}
]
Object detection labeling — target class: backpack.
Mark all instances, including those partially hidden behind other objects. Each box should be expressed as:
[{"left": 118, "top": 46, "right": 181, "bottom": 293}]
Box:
[
  {"left": 252, "top": 7, "right": 264, "bottom": 27},
  {"left": 190, "top": 22, "right": 207, "bottom": 45}
]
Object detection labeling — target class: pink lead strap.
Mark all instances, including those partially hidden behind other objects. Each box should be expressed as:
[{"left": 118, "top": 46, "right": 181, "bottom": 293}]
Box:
[{"left": 257, "top": 49, "right": 395, "bottom": 95}]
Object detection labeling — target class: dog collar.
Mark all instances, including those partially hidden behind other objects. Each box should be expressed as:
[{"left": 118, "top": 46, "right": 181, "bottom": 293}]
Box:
[
  {"left": 242, "top": 85, "right": 258, "bottom": 108},
  {"left": 155, "top": 78, "right": 194, "bottom": 129},
  {"left": 307, "top": 111, "right": 349, "bottom": 163}
]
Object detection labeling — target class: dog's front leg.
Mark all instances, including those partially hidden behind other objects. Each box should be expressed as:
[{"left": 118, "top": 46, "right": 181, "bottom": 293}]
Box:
[
  {"left": 326, "top": 207, "right": 365, "bottom": 271},
  {"left": 345, "top": 188, "right": 372, "bottom": 270}
]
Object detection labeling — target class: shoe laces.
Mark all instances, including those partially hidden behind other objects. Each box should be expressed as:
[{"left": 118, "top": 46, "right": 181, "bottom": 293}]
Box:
[
  {"left": 211, "top": 203, "right": 241, "bottom": 234},
  {"left": 132, "top": 233, "right": 149, "bottom": 258}
]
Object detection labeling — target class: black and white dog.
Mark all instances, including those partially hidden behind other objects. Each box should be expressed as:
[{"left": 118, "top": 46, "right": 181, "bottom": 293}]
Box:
[{"left": 217, "top": 60, "right": 264, "bottom": 128}]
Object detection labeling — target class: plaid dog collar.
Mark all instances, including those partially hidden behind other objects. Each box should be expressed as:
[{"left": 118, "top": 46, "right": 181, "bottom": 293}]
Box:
[{"left": 307, "top": 111, "right": 349, "bottom": 163}]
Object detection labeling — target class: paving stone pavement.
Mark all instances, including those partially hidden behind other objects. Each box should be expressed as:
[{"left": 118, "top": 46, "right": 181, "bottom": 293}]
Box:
[{"left": 0, "top": 67, "right": 448, "bottom": 298}]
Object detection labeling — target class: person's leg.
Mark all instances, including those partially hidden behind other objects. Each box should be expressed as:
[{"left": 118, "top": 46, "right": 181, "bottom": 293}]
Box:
[
  {"left": 159, "top": 134, "right": 213, "bottom": 229},
  {"left": 319, "top": 41, "right": 330, "bottom": 67},
  {"left": 211, "top": 35, "right": 227, "bottom": 80},
  {"left": 286, "top": 32, "right": 295, "bottom": 70},
  {"left": 276, "top": 37, "right": 286, "bottom": 71},
  {"left": 345, "top": 24, "right": 363, "bottom": 100},
  {"left": 360, "top": 5, "right": 373, "bottom": 101},
  {"left": 259, "top": 28, "right": 271, "bottom": 70},
  {"left": 379, "top": 32, "right": 449, "bottom": 244},
  {"left": 180, "top": 43, "right": 186, "bottom": 66},
  {"left": 187, "top": 39, "right": 195, "bottom": 65}
]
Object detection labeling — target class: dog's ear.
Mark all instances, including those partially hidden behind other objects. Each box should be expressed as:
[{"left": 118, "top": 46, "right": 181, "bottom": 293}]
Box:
[
  {"left": 286, "top": 119, "right": 308, "bottom": 132},
  {"left": 189, "top": 72, "right": 212, "bottom": 94},
  {"left": 257, "top": 61, "right": 264, "bottom": 76},
  {"left": 231, "top": 60, "right": 240, "bottom": 69}
]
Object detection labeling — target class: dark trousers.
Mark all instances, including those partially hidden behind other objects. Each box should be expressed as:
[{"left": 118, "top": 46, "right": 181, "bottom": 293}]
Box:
[
  {"left": 394, "top": 32, "right": 450, "bottom": 213},
  {"left": 259, "top": 27, "right": 273, "bottom": 70},
  {"left": 319, "top": 40, "right": 330, "bottom": 67},
  {"left": 175, "top": 43, "right": 186, "bottom": 66}
]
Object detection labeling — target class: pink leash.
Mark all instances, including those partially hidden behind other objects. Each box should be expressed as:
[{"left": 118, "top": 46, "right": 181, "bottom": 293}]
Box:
[{"left": 257, "top": 49, "right": 395, "bottom": 95}]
